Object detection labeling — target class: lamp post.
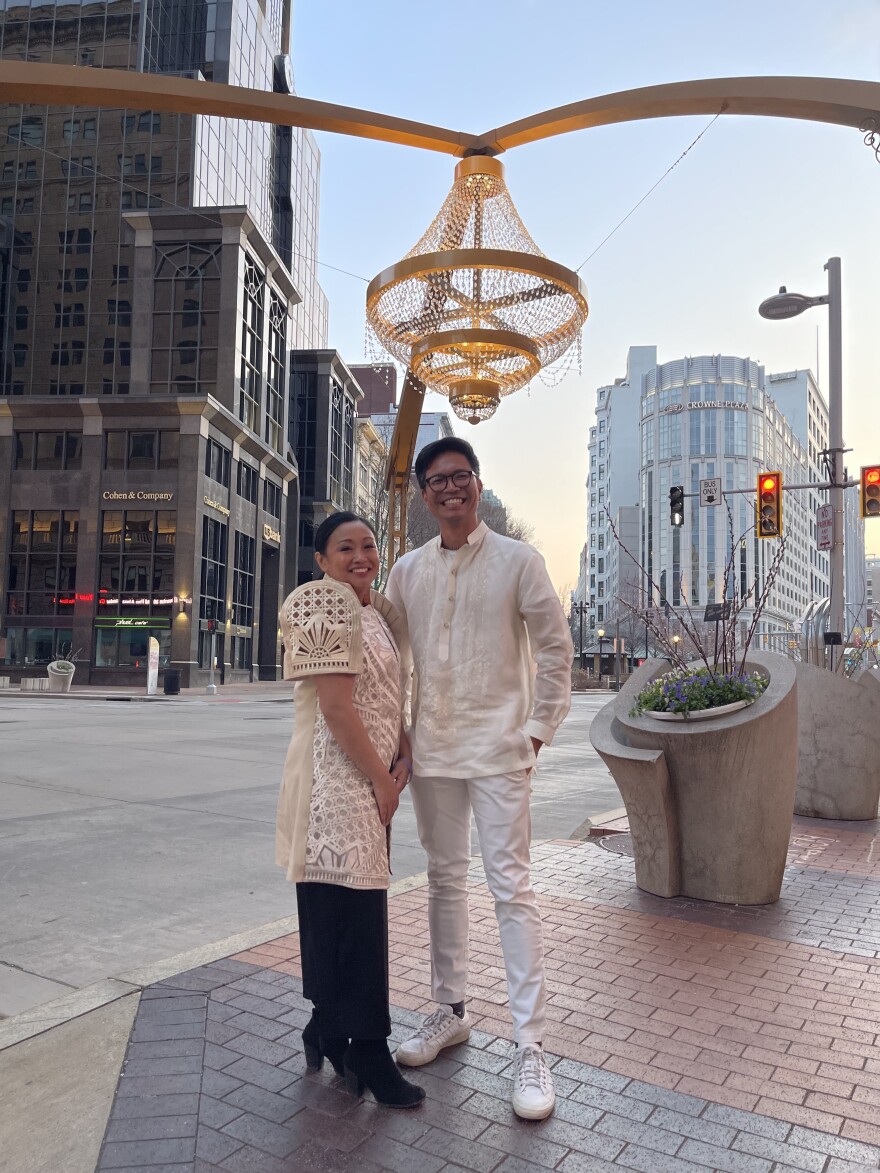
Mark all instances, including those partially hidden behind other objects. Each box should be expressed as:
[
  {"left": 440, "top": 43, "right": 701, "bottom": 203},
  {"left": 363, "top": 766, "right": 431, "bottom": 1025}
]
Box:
[
  {"left": 672, "top": 633, "right": 681, "bottom": 662},
  {"left": 572, "top": 601, "right": 587, "bottom": 671},
  {"left": 759, "top": 258, "right": 845, "bottom": 645},
  {"left": 597, "top": 626, "right": 606, "bottom": 678}
]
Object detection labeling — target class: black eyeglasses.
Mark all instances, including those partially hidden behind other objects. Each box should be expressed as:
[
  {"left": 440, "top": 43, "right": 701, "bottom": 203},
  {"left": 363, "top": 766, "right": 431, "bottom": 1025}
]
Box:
[{"left": 423, "top": 469, "right": 477, "bottom": 492}]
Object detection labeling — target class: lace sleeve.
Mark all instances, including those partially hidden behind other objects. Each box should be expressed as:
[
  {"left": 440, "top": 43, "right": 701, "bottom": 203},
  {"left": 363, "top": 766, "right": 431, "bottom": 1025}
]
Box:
[{"left": 279, "top": 581, "right": 363, "bottom": 680}]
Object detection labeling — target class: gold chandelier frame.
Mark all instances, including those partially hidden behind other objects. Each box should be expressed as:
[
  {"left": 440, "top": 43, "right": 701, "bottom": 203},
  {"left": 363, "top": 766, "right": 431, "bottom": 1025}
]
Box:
[{"left": 367, "top": 250, "right": 588, "bottom": 329}]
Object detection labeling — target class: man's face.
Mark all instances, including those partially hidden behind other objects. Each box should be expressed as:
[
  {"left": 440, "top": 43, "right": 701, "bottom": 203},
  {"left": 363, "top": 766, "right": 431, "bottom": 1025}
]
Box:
[{"left": 421, "top": 451, "right": 482, "bottom": 525}]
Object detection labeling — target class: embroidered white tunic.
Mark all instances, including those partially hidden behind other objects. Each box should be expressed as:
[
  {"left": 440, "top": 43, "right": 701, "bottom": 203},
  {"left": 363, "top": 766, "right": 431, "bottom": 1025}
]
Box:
[
  {"left": 275, "top": 579, "right": 405, "bottom": 889},
  {"left": 385, "top": 522, "right": 572, "bottom": 779}
]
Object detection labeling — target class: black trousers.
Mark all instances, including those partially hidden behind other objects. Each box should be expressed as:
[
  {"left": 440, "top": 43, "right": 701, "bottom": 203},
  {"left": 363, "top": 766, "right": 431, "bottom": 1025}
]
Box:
[{"left": 296, "top": 881, "right": 391, "bottom": 1040}]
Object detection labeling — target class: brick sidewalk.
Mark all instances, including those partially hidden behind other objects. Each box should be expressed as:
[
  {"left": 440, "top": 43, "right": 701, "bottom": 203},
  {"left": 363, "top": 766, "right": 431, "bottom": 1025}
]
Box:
[{"left": 95, "top": 817, "right": 880, "bottom": 1172}]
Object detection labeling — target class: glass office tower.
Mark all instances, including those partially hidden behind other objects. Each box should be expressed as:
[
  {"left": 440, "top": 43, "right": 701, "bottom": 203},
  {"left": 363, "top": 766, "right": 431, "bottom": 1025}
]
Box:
[{"left": 0, "top": 0, "right": 328, "bottom": 685}]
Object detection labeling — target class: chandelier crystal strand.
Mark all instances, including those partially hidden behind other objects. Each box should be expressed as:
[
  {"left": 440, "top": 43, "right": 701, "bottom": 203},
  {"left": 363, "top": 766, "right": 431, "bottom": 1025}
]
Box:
[{"left": 366, "top": 157, "right": 588, "bottom": 424}]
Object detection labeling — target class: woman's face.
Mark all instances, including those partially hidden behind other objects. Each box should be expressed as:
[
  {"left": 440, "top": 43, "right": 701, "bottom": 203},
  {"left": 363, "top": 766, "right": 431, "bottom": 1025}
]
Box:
[{"left": 315, "top": 521, "right": 379, "bottom": 602}]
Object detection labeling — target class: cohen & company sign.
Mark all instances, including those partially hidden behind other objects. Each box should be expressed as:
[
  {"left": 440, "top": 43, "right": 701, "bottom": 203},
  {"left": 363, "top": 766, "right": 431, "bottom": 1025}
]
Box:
[
  {"left": 204, "top": 495, "right": 231, "bottom": 517},
  {"left": 102, "top": 490, "right": 175, "bottom": 502}
]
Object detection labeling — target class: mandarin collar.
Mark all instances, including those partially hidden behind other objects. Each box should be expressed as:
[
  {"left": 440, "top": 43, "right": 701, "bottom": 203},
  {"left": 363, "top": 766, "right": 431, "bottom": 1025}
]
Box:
[{"left": 435, "top": 520, "right": 488, "bottom": 555}]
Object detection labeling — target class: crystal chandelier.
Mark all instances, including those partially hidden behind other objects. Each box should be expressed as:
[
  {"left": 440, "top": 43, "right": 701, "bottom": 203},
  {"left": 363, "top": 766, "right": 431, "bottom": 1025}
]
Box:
[{"left": 366, "top": 156, "right": 588, "bottom": 424}]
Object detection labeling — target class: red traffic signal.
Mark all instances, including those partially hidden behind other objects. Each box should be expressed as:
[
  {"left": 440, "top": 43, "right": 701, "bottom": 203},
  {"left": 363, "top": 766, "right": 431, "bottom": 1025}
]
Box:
[
  {"left": 861, "top": 465, "right": 880, "bottom": 519},
  {"left": 757, "top": 471, "right": 782, "bottom": 538},
  {"left": 206, "top": 618, "right": 217, "bottom": 633}
]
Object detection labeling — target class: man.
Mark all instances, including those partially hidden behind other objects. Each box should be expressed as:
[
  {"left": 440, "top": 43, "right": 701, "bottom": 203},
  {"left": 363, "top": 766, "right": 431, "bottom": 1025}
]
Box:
[{"left": 385, "top": 437, "right": 572, "bottom": 1120}]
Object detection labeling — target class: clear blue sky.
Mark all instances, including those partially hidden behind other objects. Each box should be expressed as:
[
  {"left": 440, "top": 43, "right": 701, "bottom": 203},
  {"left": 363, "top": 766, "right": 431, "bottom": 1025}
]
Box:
[{"left": 293, "top": 1, "right": 880, "bottom": 588}]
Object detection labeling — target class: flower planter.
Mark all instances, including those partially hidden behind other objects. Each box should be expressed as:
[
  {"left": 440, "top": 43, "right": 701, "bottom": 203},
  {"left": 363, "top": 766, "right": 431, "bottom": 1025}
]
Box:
[
  {"left": 47, "top": 661, "right": 75, "bottom": 693},
  {"left": 589, "top": 652, "right": 798, "bottom": 905},
  {"left": 644, "top": 700, "right": 752, "bottom": 722}
]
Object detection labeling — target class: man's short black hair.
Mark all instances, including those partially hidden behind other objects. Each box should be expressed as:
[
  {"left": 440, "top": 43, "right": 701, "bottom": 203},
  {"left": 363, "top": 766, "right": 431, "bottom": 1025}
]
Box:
[{"left": 414, "top": 437, "right": 480, "bottom": 489}]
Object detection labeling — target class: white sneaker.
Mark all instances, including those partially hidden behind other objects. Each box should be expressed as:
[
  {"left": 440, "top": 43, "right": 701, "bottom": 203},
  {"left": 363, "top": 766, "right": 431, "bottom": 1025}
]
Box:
[
  {"left": 511, "top": 1044, "right": 555, "bottom": 1120},
  {"left": 395, "top": 1006, "right": 472, "bottom": 1067}
]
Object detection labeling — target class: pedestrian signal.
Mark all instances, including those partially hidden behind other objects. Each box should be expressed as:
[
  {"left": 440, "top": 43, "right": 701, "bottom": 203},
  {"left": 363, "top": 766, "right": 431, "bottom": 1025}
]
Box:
[
  {"left": 206, "top": 618, "right": 217, "bottom": 633},
  {"left": 757, "top": 472, "right": 782, "bottom": 538},
  {"left": 860, "top": 465, "right": 880, "bottom": 519},
  {"left": 669, "top": 485, "right": 684, "bottom": 528}
]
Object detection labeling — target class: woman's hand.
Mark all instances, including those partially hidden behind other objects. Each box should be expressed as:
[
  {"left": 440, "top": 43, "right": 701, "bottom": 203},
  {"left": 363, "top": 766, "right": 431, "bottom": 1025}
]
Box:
[{"left": 372, "top": 774, "right": 400, "bottom": 826}]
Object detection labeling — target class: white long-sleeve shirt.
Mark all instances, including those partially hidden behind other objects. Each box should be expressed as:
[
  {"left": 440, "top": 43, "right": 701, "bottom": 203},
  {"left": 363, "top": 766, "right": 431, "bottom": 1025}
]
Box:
[{"left": 385, "top": 522, "right": 572, "bottom": 778}]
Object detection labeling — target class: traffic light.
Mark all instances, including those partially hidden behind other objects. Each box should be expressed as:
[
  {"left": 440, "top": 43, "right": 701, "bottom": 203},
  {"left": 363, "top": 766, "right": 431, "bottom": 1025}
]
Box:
[
  {"left": 757, "top": 471, "right": 782, "bottom": 538},
  {"left": 669, "top": 485, "right": 684, "bottom": 527},
  {"left": 206, "top": 618, "right": 217, "bottom": 633},
  {"left": 860, "top": 464, "right": 880, "bottom": 519}
]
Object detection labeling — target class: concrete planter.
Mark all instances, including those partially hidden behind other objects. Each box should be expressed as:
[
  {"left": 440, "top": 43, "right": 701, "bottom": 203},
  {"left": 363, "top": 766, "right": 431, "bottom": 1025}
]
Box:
[
  {"left": 47, "top": 661, "right": 75, "bottom": 693},
  {"left": 794, "top": 662, "right": 880, "bottom": 820},
  {"left": 590, "top": 652, "right": 798, "bottom": 905}
]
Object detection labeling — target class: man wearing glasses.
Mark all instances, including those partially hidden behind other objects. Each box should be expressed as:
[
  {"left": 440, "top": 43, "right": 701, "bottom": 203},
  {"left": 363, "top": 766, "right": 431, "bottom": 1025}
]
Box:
[{"left": 385, "top": 437, "right": 571, "bottom": 1120}]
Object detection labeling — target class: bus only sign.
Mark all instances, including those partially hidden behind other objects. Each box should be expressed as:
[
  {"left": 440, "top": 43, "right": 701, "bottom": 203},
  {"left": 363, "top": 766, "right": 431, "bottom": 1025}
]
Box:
[{"left": 816, "top": 503, "right": 833, "bottom": 551}]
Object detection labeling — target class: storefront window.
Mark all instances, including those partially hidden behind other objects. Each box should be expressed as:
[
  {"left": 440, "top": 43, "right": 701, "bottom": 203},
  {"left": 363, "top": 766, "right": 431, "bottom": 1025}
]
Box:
[
  {"left": 1, "top": 627, "right": 72, "bottom": 666},
  {"left": 200, "top": 516, "right": 227, "bottom": 620},
  {"left": 5, "top": 511, "right": 78, "bottom": 617},
  {"left": 10, "top": 512, "right": 28, "bottom": 551},
  {"left": 233, "top": 636, "right": 251, "bottom": 670},
  {"left": 93, "top": 626, "right": 171, "bottom": 668},
  {"left": 125, "top": 511, "right": 154, "bottom": 550},
  {"left": 155, "top": 512, "right": 176, "bottom": 551},
  {"left": 98, "top": 510, "right": 176, "bottom": 615}
]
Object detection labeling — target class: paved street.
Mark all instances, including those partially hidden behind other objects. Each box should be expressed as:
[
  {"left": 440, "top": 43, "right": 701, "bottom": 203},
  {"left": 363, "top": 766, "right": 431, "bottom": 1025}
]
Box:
[{"left": 0, "top": 691, "right": 620, "bottom": 1018}]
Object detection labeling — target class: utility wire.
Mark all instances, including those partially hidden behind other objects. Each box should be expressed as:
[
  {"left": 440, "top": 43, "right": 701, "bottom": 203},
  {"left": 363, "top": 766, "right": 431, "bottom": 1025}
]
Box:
[{"left": 576, "top": 107, "right": 726, "bottom": 272}]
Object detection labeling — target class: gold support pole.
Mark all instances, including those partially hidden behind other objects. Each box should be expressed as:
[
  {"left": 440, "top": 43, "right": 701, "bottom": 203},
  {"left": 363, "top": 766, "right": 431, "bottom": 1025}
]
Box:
[{"left": 384, "top": 369, "right": 426, "bottom": 570}]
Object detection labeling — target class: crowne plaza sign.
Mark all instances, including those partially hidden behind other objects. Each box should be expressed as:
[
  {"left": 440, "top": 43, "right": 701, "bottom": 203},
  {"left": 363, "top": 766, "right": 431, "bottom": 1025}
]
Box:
[{"left": 659, "top": 401, "right": 749, "bottom": 414}]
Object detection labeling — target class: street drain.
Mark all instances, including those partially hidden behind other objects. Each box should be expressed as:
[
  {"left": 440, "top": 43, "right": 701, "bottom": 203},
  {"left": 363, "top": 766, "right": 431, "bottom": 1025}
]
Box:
[{"left": 597, "top": 833, "right": 635, "bottom": 858}]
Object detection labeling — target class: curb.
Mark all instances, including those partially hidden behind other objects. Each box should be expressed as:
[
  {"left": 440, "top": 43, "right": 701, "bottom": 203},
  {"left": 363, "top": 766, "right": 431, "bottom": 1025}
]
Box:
[
  {"left": 0, "top": 691, "right": 292, "bottom": 704},
  {"left": 569, "top": 806, "right": 629, "bottom": 840},
  {"left": 0, "top": 870, "right": 430, "bottom": 1052}
]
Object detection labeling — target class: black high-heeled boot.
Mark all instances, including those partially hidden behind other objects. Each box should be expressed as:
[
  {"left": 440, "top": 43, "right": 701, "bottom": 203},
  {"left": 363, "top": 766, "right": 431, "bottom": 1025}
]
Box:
[
  {"left": 302, "top": 1011, "right": 347, "bottom": 1077},
  {"left": 343, "top": 1041, "right": 425, "bottom": 1108}
]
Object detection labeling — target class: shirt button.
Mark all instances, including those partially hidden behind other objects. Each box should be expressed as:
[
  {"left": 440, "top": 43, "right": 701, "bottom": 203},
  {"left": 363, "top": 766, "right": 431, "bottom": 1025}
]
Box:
[
  {"left": 443, "top": 622, "right": 450, "bottom": 628},
  {"left": 447, "top": 595, "right": 454, "bottom": 601}
]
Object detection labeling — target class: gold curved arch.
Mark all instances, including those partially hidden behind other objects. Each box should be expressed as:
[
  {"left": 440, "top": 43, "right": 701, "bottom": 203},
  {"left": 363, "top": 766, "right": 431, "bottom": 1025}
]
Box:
[
  {"left": 2, "top": 63, "right": 879, "bottom": 158},
  {"left": 0, "top": 61, "right": 471, "bottom": 155},
  {"left": 472, "top": 75, "right": 880, "bottom": 154}
]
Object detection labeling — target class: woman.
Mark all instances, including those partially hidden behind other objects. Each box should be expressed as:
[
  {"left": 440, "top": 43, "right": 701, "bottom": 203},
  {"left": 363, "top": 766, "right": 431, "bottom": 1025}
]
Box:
[{"left": 276, "top": 511, "right": 424, "bottom": 1109}]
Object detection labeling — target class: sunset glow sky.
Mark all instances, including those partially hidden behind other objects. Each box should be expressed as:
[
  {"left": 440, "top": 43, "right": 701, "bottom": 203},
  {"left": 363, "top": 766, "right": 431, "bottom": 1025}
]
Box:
[{"left": 293, "top": 1, "right": 880, "bottom": 589}]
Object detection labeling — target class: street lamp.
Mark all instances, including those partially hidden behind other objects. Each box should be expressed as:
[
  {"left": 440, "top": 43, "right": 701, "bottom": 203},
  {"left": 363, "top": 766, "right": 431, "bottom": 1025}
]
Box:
[
  {"left": 597, "top": 626, "right": 606, "bottom": 676},
  {"left": 759, "top": 259, "right": 844, "bottom": 644},
  {"left": 672, "top": 633, "right": 681, "bottom": 662}
]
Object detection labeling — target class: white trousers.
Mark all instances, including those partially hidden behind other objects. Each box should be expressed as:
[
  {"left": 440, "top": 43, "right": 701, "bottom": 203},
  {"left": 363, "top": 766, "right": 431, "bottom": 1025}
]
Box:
[{"left": 409, "top": 769, "right": 547, "bottom": 1045}]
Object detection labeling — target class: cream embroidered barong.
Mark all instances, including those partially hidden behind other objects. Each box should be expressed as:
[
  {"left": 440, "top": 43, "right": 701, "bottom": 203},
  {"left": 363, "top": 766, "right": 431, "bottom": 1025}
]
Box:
[
  {"left": 275, "top": 578, "right": 407, "bottom": 889},
  {"left": 385, "top": 522, "right": 572, "bottom": 778}
]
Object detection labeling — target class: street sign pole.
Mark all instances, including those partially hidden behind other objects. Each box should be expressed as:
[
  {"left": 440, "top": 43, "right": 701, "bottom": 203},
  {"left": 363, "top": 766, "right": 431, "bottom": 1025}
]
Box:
[{"left": 206, "top": 630, "right": 217, "bottom": 695}]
